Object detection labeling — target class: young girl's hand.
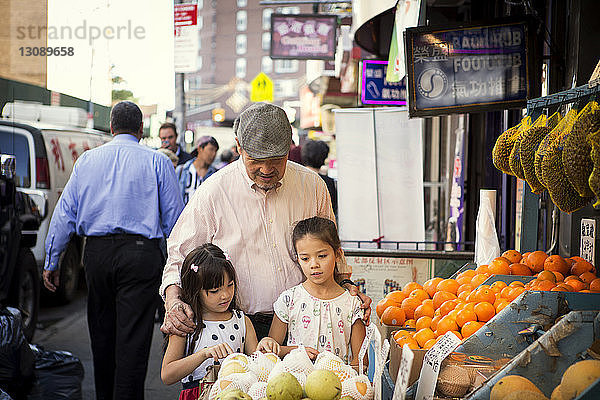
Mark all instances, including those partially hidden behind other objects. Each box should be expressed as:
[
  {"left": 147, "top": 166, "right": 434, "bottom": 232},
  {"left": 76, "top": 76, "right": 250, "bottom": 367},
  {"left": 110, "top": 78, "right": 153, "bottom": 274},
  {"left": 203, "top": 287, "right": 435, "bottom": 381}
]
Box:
[
  {"left": 256, "top": 337, "right": 281, "bottom": 355},
  {"left": 202, "top": 343, "right": 234, "bottom": 362},
  {"left": 304, "top": 346, "right": 319, "bottom": 360}
]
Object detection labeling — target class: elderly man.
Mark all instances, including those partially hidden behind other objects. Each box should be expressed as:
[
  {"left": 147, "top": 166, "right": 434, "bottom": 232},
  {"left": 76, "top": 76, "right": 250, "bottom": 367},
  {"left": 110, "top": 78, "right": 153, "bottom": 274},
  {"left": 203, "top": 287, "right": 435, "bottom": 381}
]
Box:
[
  {"left": 159, "top": 122, "right": 193, "bottom": 166},
  {"left": 176, "top": 135, "right": 219, "bottom": 204},
  {"left": 44, "top": 101, "right": 183, "bottom": 400},
  {"left": 160, "top": 103, "right": 370, "bottom": 340}
]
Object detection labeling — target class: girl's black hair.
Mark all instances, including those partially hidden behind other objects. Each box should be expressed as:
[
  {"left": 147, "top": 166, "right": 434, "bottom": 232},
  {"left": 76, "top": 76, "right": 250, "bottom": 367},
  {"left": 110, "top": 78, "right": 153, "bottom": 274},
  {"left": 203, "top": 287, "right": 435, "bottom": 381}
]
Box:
[
  {"left": 180, "top": 243, "right": 238, "bottom": 356},
  {"left": 291, "top": 217, "right": 341, "bottom": 280}
]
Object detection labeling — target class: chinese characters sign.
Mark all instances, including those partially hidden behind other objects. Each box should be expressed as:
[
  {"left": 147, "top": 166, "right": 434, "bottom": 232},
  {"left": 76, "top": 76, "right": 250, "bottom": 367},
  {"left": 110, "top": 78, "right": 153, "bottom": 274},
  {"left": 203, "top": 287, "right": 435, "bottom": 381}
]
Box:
[
  {"left": 270, "top": 14, "right": 336, "bottom": 60},
  {"left": 580, "top": 218, "right": 596, "bottom": 265},
  {"left": 362, "top": 60, "right": 407, "bottom": 105},
  {"left": 405, "top": 20, "right": 534, "bottom": 117}
]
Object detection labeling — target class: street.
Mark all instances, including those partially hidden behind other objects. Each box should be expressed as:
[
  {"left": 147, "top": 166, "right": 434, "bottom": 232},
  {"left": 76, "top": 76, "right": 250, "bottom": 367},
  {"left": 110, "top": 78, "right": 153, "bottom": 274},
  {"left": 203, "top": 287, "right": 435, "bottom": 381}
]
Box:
[{"left": 33, "top": 290, "right": 180, "bottom": 399}]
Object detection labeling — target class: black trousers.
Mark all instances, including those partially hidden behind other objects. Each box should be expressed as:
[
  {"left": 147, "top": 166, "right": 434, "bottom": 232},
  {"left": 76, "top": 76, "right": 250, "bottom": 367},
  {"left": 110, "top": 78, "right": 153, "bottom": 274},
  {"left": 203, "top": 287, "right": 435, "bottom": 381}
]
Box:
[
  {"left": 247, "top": 313, "right": 274, "bottom": 341},
  {"left": 84, "top": 235, "right": 163, "bottom": 400}
]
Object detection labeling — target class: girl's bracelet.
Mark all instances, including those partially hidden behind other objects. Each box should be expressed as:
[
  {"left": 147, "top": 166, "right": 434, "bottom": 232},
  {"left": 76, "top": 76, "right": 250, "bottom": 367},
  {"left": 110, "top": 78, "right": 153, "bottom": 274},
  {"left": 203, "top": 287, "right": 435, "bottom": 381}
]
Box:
[{"left": 339, "top": 279, "right": 356, "bottom": 288}]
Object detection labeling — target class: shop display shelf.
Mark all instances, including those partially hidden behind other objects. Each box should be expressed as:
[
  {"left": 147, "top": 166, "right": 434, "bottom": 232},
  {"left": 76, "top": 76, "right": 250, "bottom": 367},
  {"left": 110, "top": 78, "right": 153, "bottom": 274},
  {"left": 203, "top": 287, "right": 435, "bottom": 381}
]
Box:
[
  {"left": 466, "top": 310, "right": 600, "bottom": 399},
  {"left": 477, "top": 274, "right": 535, "bottom": 287}
]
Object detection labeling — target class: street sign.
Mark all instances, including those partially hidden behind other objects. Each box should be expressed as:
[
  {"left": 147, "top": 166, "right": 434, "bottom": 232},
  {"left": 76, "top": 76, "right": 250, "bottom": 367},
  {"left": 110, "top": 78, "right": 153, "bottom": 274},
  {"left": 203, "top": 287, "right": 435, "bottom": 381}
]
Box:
[
  {"left": 405, "top": 18, "right": 538, "bottom": 117},
  {"left": 174, "top": 4, "right": 199, "bottom": 73},
  {"left": 250, "top": 72, "right": 274, "bottom": 102},
  {"left": 361, "top": 60, "right": 407, "bottom": 105}
]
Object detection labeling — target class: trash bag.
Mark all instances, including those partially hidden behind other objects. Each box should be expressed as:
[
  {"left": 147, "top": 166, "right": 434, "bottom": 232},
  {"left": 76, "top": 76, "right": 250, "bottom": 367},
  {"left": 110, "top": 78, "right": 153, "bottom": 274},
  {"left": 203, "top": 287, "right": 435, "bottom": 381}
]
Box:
[
  {"left": 0, "top": 307, "right": 35, "bottom": 397},
  {"left": 27, "top": 344, "right": 84, "bottom": 400}
]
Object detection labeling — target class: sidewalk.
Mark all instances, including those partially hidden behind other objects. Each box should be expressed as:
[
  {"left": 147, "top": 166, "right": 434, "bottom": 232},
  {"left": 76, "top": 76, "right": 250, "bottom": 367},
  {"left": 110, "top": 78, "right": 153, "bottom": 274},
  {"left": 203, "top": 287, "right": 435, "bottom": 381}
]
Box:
[{"left": 34, "top": 296, "right": 180, "bottom": 400}]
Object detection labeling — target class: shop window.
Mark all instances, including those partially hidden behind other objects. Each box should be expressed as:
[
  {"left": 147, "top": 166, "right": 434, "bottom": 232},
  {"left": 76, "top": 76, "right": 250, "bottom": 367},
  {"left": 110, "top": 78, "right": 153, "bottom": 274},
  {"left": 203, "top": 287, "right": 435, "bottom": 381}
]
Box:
[
  {"left": 235, "top": 34, "right": 247, "bottom": 55},
  {"left": 262, "top": 32, "right": 271, "bottom": 51},
  {"left": 262, "top": 8, "right": 273, "bottom": 30},
  {"left": 236, "top": 10, "right": 247, "bottom": 31},
  {"left": 277, "top": 6, "right": 300, "bottom": 14},
  {"left": 235, "top": 58, "right": 247, "bottom": 78},
  {"left": 237, "top": 0, "right": 247, "bottom": 7},
  {"left": 274, "top": 59, "right": 298, "bottom": 74},
  {"left": 261, "top": 56, "right": 273, "bottom": 73},
  {"left": 274, "top": 79, "right": 296, "bottom": 98}
]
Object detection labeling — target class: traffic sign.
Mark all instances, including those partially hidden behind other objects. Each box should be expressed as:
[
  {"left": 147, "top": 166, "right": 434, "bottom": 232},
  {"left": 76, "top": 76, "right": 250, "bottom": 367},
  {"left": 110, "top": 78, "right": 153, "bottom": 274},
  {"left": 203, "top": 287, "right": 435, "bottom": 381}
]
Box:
[{"left": 250, "top": 72, "right": 274, "bottom": 102}]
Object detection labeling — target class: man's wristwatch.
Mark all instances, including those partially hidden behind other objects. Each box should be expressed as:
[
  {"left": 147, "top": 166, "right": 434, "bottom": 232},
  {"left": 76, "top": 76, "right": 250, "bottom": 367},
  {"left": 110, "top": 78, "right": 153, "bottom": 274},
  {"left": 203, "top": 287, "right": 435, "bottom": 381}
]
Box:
[{"left": 339, "top": 279, "right": 356, "bottom": 288}]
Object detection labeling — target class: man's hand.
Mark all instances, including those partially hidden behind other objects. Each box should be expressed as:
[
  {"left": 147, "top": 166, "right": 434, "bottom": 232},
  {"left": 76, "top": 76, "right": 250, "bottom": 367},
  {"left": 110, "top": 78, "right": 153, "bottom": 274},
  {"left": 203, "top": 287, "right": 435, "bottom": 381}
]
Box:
[
  {"left": 43, "top": 269, "right": 60, "bottom": 292},
  {"left": 257, "top": 337, "right": 280, "bottom": 355},
  {"left": 203, "top": 343, "right": 234, "bottom": 362},
  {"left": 160, "top": 289, "right": 196, "bottom": 336},
  {"left": 343, "top": 283, "right": 372, "bottom": 325},
  {"left": 303, "top": 346, "right": 319, "bottom": 360}
]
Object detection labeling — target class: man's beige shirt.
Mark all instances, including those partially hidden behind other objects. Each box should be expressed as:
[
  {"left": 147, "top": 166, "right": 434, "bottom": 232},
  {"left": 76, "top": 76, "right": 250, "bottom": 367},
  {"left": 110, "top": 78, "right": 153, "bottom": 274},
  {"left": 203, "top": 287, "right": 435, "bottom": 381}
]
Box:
[{"left": 160, "top": 159, "right": 349, "bottom": 314}]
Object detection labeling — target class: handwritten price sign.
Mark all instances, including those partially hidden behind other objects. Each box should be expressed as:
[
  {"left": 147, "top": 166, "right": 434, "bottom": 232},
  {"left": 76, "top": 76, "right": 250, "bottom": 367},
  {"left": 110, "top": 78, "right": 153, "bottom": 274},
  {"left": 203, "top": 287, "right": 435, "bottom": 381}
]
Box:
[{"left": 415, "top": 332, "right": 462, "bottom": 400}]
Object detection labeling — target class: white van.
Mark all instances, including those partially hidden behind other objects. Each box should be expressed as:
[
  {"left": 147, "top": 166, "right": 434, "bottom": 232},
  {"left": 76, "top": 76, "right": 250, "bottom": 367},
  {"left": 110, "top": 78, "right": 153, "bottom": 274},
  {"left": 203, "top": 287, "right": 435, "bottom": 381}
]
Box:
[{"left": 0, "top": 102, "right": 112, "bottom": 302}]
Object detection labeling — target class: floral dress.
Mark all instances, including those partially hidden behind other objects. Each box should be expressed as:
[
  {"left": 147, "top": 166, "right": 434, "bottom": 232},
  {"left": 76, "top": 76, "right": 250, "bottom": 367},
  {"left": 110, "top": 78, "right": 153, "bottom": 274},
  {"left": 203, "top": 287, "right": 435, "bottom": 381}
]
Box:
[{"left": 273, "top": 284, "right": 363, "bottom": 363}]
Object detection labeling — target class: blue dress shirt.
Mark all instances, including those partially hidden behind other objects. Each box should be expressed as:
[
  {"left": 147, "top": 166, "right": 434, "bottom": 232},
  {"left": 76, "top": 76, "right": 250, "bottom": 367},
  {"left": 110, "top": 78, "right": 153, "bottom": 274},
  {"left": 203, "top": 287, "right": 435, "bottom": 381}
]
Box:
[{"left": 44, "top": 134, "right": 184, "bottom": 271}]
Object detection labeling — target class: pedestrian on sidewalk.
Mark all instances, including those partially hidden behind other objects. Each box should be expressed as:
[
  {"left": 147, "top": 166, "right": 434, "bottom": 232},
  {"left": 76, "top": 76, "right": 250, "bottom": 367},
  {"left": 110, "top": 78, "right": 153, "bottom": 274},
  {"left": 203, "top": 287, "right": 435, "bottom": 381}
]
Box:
[
  {"left": 43, "top": 101, "right": 184, "bottom": 400},
  {"left": 159, "top": 102, "right": 372, "bottom": 342},
  {"left": 176, "top": 135, "right": 219, "bottom": 205}
]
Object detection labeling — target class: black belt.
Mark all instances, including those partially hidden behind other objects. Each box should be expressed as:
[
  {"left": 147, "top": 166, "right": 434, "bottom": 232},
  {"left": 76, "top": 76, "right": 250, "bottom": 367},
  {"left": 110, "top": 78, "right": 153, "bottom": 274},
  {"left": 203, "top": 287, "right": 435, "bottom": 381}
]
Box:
[{"left": 86, "top": 234, "right": 160, "bottom": 243}]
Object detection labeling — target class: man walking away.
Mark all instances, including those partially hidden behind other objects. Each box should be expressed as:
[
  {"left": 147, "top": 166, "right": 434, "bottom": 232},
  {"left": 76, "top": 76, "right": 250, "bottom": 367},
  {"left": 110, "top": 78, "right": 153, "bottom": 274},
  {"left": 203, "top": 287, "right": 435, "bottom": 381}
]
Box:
[{"left": 43, "top": 101, "right": 184, "bottom": 400}]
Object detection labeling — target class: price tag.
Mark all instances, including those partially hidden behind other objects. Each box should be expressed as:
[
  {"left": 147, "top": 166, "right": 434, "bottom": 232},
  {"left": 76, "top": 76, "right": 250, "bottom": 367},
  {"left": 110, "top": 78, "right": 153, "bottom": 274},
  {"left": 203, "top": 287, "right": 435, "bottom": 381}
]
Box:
[
  {"left": 580, "top": 218, "right": 596, "bottom": 265},
  {"left": 415, "top": 332, "right": 462, "bottom": 400},
  {"left": 392, "top": 344, "right": 414, "bottom": 400}
]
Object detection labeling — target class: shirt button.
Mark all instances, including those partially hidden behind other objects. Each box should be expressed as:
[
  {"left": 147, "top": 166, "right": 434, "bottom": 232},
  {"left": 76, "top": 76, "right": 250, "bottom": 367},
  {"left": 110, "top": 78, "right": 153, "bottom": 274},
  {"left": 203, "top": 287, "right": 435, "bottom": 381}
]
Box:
[{"left": 273, "top": 243, "right": 276, "bottom": 248}]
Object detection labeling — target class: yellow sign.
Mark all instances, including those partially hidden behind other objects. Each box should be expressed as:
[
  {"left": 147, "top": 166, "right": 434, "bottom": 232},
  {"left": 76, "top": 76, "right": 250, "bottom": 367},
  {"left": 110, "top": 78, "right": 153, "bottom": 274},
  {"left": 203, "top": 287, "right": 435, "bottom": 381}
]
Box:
[{"left": 250, "top": 72, "right": 274, "bottom": 102}]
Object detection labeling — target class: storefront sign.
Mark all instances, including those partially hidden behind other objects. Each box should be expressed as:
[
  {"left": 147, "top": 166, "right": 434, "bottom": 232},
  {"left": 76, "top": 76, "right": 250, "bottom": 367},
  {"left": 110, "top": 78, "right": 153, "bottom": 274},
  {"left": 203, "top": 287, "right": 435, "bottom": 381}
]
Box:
[
  {"left": 361, "top": 60, "right": 407, "bottom": 105},
  {"left": 271, "top": 14, "right": 336, "bottom": 60},
  {"left": 174, "top": 4, "right": 199, "bottom": 73},
  {"left": 405, "top": 19, "right": 535, "bottom": 117},
  {"left": 581, "top": 218, "right": 596, "bottom": 265}
]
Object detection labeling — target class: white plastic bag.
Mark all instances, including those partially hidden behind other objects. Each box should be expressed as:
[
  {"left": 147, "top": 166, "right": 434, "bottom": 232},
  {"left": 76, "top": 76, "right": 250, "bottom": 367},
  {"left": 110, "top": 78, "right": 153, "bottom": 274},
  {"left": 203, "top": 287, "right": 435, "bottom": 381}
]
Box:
[{"left": 474, "top": 191, "right": 500, "bottom": 266}]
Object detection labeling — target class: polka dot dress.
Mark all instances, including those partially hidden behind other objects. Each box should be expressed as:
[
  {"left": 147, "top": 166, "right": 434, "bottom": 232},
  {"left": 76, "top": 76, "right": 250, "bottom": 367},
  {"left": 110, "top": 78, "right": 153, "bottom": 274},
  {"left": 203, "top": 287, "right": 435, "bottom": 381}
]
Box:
[{"left": 182, "top": 310, "right": 246, "bottom": 383}]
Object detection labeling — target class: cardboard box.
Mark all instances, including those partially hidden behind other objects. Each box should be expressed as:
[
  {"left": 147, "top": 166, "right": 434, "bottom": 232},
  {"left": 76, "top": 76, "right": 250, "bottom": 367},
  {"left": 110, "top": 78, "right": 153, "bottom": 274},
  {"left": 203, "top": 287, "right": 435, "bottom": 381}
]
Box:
[{"left": 388, "top": 331, "right": 427, "bottom": 387}]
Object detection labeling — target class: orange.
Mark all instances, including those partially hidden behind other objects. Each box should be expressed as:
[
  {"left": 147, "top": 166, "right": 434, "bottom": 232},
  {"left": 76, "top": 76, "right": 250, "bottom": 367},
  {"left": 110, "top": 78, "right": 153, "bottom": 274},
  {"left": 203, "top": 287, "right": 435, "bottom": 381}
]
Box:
[
  {"left": 474, "top": 302, "right": 495, "bottom": 322},
  {"left": 450, "top": 331, "right": 463, "bottom": 340},
  {"left": 435, "top": 315, "right": 458, "bottom": 336},
  {"left": 455, "top": 308, "right": 477, "bottom": 327},
  {"left": 385, "top": 290, "right": 408, "bottom": 304},
  {"left": 422, "top": 298, "right": 434, "bottom": 310},
  {"left": 502, "top": 249, "right": 522, "bottom": 264},
  {"left": 490, "top": 281, "right": 507, "bottom": 293},
  {"left": 414, "top": 303, "right": 435, "bottom": 320},
  {"left": 526, "top": 250, "right": 548, "bottom": 273},
  {"left": 571, "top": 260, "right": 596, "bottom": 276},
  {"left": 500, "top": 286, "right": 513, "bottom": 298},
  {"left": 423, "top": 277, "right": 443, "bottom": 297},
  {"left": 461, "top": 321, "right": 483, "bottom": 338},
  {"left": 495, "top": 301, "right": 510, "bottom": 313},
  {"left": 506, "top": 287, "right": 525, "bottom": 301},
  {"left": 414, "top": 328, "right": 436, "bottom": 347},
  {"left": 579, "top": 272, "right": 597, "bottom": 285},
  {"left": 457, "top": 290, "right": 470, "bottom": 301},
  {"left": 393, "top": 329, "right": 412, "bottom": 341},
  {"left": 552, "top": 271, "right": 565, "bottom": 282},
  {"left": 569, "top": 256, "right": 587, "bottom": 263},
  {"left": 437, "top": 279, "right": 460, "bottom": 295},
  {"left": 476, "top": 264, "right": 490, "bottom": 274},
  {"left": 447, "top": 309, "right": 460, "bottom": 320},
  {"left": 432, "top": 291, "right": 457, "bottom": 309},
  {"left": 537, "top": 270, "right": 557, "bottom": 282},
  {"left": 402, "top": 282, "right": 422, "bottom": 296},
  {"left": 457, "top": 283, "right": 474, "bottom": 295},
  {"left": 471, "top": 273, "right": 490, "bottom": 288},
  {"left": 590, "top": 278, "right": 600, "bottom": 292},
  {"left": 381, "top": 306, "right": 406, "bottom": 326},
  {"left": 430, "top": 314, "right": 441, "bottom": 331},
  {"left": 456, "top": 275, "right": 472, "bottom": 286},
  {"left": 457, "top": 270, "right": 476, "bottom": 279},
  {"left": 557, "top": 283, "right": 576, "bottom": 292},
  {"left": 508, "top": 281, "right": 525, "bottom": 287},
  {"left": 551, "top": 286, "right": 570, "bottom": 292},
  {"left": 423, "top": 338, "right": 437, "bottom": 349},
  {"left": 535, "top": 280, "right": 556, "bottom": 291},
  {"left": 395, "top": 335, "right": 419, "bottom": 349},
  {"left": 439, "top": 299, "right": 459, "bottom": 316},
  {"left": 564, "top": 279, "right": 585, "bottom": 292},
  {"left": 401, "top": 297, "right": 421, "bottom": 320},
  {"left": 521, "top": 252, "right": 531, "bottom": 261},
  {"left": 473, "top": 287, "right": 496, "bottom": 304},
  {"left": 510, "top": 263, "right": 532, "bottom": 276},
  {"left": 488, "top": 257, "right": 511, "bottom": 275},
  {"left": 409, "top": 288, "right": 430, "bottom": 302},
  {"left": 415, "top": 316, "right": 433, "bottom": 331},
  {"left": 403, "top": 319, "right": 416, "bottom": 329},
  {"left": 376, "top": 297, "right": 397, "bottom": 319},
  {"left": 543, "top": 255, "right": 570, "bottom": 276}
]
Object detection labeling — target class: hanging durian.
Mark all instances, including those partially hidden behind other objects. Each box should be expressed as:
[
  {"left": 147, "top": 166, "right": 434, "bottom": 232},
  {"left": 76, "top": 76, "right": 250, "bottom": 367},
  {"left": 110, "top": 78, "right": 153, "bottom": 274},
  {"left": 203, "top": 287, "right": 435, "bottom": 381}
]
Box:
[
  {"left": 492, "top": 117, "right": 529, "bottom": 175},
  {"left": 510, "top": 115, "right": 546, "bottom": 179}
]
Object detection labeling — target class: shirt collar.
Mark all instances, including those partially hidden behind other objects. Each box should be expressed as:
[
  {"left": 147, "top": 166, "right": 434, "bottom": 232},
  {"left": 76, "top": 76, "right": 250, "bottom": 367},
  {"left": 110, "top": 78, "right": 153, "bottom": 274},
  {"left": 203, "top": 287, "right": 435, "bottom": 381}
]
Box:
[
  {"left": 112, "top": 133, "right": 139, "bottom": 143},
  {"left": 236, "top": 158, "right": 283, "bottom": 192},
  {"left": 175, "top": 146, "right": 181, "bottom": 156}
]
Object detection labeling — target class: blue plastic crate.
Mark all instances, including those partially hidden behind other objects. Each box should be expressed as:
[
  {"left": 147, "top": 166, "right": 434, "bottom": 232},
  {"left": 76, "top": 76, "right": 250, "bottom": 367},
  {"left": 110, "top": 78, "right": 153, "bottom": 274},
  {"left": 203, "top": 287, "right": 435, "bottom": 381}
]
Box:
[{"left": 466, "top": 310, "right": 600, "bottom": 399}]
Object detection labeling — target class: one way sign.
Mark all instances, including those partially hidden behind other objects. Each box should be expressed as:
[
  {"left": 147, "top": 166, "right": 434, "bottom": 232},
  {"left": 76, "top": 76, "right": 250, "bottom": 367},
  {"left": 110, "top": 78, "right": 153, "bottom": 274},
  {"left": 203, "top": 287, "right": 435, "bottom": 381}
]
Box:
[{"left": 250, "top": 72, "right": 274, "bottom": 102}]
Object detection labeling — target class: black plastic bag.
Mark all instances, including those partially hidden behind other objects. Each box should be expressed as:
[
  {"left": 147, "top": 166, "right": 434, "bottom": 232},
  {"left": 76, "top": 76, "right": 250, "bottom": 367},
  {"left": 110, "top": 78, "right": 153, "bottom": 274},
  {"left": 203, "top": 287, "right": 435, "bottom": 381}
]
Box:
[
  {"left": 27, "top": 344, "right": 84, "bottom": 400},
  {"left": 0, "top": 307, "right": 34, "bottom": 397}
]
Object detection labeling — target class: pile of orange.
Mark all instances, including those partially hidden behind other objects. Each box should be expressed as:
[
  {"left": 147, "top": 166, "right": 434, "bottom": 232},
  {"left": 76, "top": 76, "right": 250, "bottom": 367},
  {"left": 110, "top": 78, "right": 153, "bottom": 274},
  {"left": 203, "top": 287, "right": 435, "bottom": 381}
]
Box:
[{"left": 376, "top": 250, "right": 599, "bottom": 350}]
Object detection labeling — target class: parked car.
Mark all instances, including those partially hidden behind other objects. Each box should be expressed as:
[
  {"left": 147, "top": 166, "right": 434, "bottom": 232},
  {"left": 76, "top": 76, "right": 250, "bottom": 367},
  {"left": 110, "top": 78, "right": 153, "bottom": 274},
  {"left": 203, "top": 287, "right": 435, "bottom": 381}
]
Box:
[
  {"left": 0, "top": 102, "right": 112, "bottom": 303},
  {"left": 0, "top": 154, "right": 41, "bottom": 340}
]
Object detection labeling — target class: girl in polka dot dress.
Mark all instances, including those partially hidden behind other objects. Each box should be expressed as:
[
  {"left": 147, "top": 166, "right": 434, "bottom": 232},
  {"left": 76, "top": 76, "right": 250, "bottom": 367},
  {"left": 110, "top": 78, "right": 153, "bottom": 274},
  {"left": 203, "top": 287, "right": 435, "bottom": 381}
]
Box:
[
  {"left": 269, "top": 217, "right": 366, "bottom": 365},
  {"left": 161, "top": 243, "right": 279, "bottom": 400}
]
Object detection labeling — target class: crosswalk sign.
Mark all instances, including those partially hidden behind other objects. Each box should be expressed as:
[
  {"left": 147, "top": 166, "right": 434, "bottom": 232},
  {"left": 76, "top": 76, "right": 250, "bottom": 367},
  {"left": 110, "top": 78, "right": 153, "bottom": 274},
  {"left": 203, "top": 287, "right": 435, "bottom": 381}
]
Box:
[{"left": 250, "top": 72, "right": 274, "bottom": 102}]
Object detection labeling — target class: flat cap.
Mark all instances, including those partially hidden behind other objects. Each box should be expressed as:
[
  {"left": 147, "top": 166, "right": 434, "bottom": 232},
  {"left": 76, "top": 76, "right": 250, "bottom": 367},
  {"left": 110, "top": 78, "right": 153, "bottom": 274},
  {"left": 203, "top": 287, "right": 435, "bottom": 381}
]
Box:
[{"left": 234, "top": 103, "right": 291, "bottom": 159}]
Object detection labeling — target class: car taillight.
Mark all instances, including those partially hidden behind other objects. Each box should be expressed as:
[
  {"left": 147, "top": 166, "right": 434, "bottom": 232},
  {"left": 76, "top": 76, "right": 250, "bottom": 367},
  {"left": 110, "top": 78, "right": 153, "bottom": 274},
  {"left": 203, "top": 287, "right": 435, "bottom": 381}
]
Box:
[{"left": 36, "top": 157, "right": 50, "bottom": 189}]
